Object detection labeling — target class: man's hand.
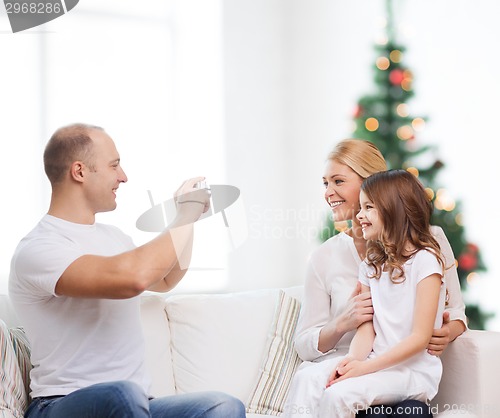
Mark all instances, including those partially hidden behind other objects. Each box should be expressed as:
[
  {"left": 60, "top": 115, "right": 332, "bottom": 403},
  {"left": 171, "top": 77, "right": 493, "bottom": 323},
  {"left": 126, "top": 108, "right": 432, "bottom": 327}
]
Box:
[
  {"left": 427, "top": 311, "right": 451, "bottom": 356},
  {"left": 174, "top": 177, "right": 211, "bottom": 223}
]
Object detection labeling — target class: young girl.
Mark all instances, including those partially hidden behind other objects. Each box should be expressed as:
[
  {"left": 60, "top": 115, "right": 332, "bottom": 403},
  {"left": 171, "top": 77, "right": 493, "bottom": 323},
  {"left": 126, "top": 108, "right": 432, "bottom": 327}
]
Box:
[{"left": 322, "top": 169, "right": 447, "bottom": 417}]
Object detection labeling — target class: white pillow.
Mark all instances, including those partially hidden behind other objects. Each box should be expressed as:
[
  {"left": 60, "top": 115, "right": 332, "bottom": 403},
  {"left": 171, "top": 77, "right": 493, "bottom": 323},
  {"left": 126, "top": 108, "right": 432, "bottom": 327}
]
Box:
[
  {"left": 246, "top": 290, "right": 302, "bottom": 415},
  {"left": 0, "top": 320, "right": 28, "bottom": 418},
  {"left": 165, "top": 288, "right": 281, "bottom": 402}
]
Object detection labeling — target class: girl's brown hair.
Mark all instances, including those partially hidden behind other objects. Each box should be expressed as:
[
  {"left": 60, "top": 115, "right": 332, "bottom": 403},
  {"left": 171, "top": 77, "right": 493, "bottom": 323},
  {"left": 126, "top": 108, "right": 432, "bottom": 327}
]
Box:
[{"left": 361, "top": 169, "right": 445, "bottom": 282}]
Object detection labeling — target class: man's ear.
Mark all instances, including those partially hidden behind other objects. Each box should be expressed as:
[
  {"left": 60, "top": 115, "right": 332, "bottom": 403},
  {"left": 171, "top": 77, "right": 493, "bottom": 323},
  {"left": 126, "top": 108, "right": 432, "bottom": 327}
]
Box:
[{"left": 70, "top": 161, "right": 85, "bottom": 183}]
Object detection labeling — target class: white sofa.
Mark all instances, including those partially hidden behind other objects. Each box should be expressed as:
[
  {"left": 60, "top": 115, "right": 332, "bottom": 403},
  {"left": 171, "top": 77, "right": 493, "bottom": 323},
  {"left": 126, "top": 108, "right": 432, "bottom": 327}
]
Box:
[{"left": 1, "top": 286, "right": 500, "bottom": 418}]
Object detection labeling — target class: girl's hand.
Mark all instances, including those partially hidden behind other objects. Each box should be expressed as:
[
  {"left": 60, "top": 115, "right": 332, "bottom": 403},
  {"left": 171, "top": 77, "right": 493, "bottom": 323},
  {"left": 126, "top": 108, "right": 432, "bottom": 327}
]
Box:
[
  {"left": 326, "top": 356, "right": 351, "bottom": 385},
  {"left": 326, "top": 356, "right": 369, "bottom": 387},
  {"left": 338, "top": 282, "right": 374, "bottom": 333}
]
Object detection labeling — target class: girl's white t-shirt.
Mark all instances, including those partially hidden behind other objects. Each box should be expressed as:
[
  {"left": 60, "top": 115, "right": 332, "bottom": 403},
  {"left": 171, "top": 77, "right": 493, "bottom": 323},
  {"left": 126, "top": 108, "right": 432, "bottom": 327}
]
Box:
[
  {"left": 359, "top": 249, "right": 446, "bottom": 399},
  {"left": 293, "top": 226, "right": 466, "bottom": 363}
]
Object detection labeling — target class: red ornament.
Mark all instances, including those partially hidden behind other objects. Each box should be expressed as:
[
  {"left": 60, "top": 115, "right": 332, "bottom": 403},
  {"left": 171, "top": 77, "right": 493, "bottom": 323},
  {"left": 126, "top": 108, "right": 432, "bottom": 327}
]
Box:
[
  {"left": 389, "top": 69, "right": 405, "bottom": 85},
  {"left": 466, "top": 243, "right": 479, "bottom": 253},
  {"left": 353, "top": 105, "right": 363, "bottom": 118},
  {"left": 458, "top": 253, "right": 477, "bottom": 271}
]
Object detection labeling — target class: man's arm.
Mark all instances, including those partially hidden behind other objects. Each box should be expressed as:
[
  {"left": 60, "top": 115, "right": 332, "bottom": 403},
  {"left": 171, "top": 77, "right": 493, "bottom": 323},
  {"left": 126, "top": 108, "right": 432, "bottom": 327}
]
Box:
[
  {"left": 55, "top": 179, "right": 210, "bottom": 299},
  {"left": 147, "top": 222, "right": 195, "bottom": 292}
]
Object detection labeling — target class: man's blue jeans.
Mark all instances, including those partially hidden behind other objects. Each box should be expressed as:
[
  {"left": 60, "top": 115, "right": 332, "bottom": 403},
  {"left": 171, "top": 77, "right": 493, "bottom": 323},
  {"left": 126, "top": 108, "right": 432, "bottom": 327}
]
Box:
[{"left": 25, "top": 381, "right": 246, "bottom": 418}]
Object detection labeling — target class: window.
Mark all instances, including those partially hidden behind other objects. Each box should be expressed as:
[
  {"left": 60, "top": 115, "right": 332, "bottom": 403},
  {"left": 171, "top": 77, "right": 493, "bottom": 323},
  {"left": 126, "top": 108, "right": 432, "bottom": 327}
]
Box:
[{"left": 0, "top": 0, "right": 226, "bottom": 293}]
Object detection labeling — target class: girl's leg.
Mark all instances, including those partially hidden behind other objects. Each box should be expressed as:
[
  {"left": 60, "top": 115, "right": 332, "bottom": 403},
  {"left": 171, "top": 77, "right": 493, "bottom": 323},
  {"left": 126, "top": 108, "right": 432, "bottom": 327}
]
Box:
[
  {"left": 319, "top": 369, "right": 428, "bottom": 418},
  {"left": 283, "top": 358, "right": 339, "bottom": 418}
]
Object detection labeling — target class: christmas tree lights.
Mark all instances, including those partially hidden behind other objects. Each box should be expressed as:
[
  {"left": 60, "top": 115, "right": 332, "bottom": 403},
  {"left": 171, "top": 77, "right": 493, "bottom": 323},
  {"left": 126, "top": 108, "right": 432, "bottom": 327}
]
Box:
[{"left": 321, "top": 0, "right": 492, "bottom": 329}]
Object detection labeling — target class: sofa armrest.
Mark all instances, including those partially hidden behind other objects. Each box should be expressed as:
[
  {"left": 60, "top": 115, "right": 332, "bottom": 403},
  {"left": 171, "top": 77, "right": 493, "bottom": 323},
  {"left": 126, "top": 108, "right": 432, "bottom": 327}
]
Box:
[{"left": 431, "top": 330, "right": 500, "bottom": 418}]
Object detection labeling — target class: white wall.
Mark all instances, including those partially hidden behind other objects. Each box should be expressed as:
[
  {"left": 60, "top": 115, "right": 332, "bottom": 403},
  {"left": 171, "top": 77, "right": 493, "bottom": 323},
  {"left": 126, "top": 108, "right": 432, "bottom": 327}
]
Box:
[
  {"left": 398, "top": 1, "right": 500, "bottom": 330},
  {"left": 223, "top": 0, "right": 391, "bottom": 292},
  {"left": 1, "top": 0, "right": 499, "bottom": 329}
]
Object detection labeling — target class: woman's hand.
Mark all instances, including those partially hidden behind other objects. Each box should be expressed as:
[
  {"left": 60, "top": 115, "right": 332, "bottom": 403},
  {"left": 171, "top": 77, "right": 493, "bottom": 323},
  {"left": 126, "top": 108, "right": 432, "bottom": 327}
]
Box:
[
  {"left": 318, "top": 282, "right": 374, "bottom": 354},
  {"left": 427, "top": 311, "right": 451, "bottom": 356},
  {"left": 427, "top": 311, "right": 466, "bottom": 356},
  {"left": 338, "top": 282, "right": 374, "bottom": 333}
]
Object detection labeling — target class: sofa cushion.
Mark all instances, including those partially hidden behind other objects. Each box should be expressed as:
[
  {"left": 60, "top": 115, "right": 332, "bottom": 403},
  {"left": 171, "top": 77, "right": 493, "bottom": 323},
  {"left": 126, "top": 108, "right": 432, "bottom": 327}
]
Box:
[
  {"left": 431, "top": 329, "right": 500, "bottom": 418},
  {"left": 165, "top": 288, "right": 282, "bottom": 402},
  {"left": 140, "top": 294, "right": 176, "bottom": 397},
  {"left": 246, "top": 290, "right": 302, "bottom": 415},
  {"left": 0, "top": 320, "right": 28, "bottom": 418}
]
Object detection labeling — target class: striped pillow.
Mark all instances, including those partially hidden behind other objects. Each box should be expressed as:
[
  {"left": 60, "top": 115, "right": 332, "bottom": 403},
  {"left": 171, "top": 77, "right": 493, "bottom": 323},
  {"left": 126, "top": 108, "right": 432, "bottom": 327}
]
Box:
[
  {"left": 246, "top": 290, "right": 302, "bottom": 415},
  {"left": 0, "top": 320, "right": 28, "bottom": 418},
  {"left": 9, "top": 327, "right": 32, "bottom": 402}
]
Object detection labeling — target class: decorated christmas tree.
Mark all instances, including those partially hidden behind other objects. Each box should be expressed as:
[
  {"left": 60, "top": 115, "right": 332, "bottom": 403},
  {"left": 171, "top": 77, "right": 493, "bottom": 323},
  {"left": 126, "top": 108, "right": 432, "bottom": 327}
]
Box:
[{"left": 321, "top": 1, "right": 492, "bottom": 329}]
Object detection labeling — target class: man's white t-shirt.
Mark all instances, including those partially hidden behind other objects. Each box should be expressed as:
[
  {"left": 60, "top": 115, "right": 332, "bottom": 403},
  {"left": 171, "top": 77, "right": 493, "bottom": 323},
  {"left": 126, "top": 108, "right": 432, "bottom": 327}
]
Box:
[{"left": 9, "top": 214, "right": 150, "bottom": 398}]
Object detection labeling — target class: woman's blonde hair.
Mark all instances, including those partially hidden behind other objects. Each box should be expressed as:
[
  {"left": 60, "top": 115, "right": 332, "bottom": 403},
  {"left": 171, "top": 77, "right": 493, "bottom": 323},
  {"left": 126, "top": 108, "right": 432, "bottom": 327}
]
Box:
[{"left": 327, "top": 138, "right": 387, "bottom": 179}]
